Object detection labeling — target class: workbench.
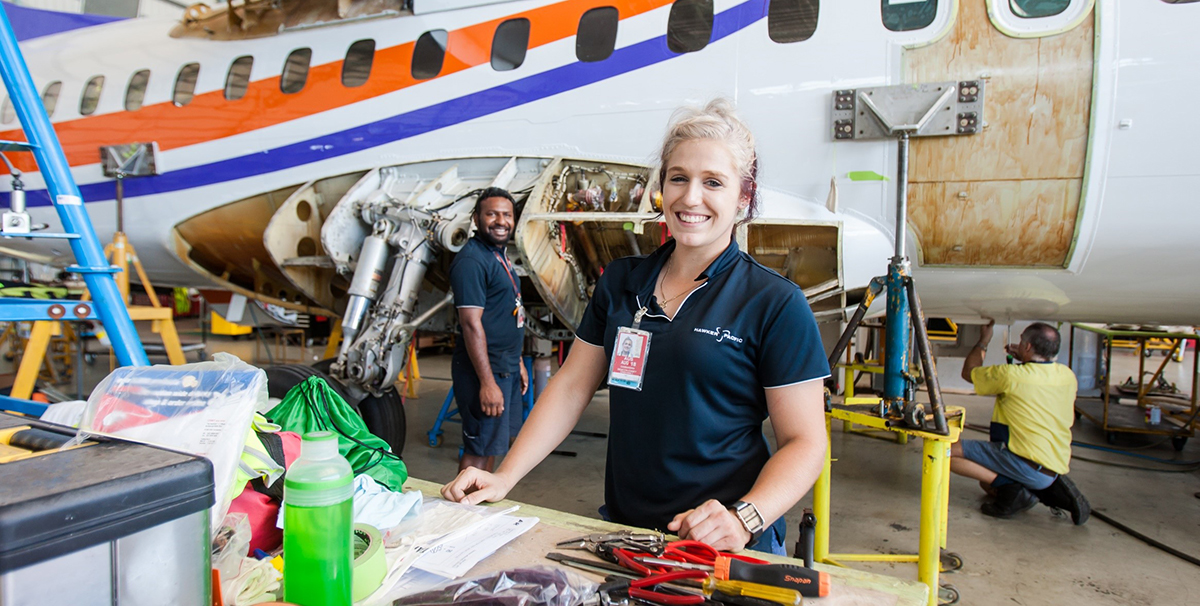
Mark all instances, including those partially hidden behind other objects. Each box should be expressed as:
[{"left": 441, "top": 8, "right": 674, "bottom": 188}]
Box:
[
  {"left": 1068, "top": 323, "right": 1198, "bottom": 450},
  {"left": 404, "top": 478, "right": 930, "bottom": 606}
]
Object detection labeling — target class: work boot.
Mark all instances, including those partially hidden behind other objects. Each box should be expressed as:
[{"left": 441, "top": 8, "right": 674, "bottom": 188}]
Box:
[
  {"left": 1032, "top": 475, "right": 1090, "bottom": 525},
  {"left": 980, "top": 484, "right": 1038, "bottom": 518},
  {"left": 980, "top": 480, "right": 998, "bottom": 498}
]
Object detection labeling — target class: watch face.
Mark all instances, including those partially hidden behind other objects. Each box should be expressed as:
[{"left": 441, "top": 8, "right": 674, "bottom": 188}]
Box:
[{"left": 735, "top": 502, "right": 764, "bottom": 532}]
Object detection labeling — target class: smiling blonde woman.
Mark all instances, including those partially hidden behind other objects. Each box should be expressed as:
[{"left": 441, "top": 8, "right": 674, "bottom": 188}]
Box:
[{"left": 443, "top": 99, "right": 829, "bottom": 554}]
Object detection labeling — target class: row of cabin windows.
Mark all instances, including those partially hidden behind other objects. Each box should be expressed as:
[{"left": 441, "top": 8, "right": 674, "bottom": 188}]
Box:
[{"left": 1, "top": 0, "right": 1119, "bottom": 124}]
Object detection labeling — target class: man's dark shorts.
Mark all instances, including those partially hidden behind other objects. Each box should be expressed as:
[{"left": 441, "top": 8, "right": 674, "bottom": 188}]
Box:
[
  {"left": 960, "top": 439, "right": 1055, "bottom": 491},
  {"left": 452, "top": 356, "right": 523, "bottom": 457}
]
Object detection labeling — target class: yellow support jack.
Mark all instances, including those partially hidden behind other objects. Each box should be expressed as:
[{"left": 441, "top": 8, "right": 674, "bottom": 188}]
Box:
[
  {"left": 400, "top": 340, "right": 420, "bottom": 398},
  {"left": 7, "top": 321, "right": 88, "bottom": 400},
  {"left": 322, "top": 322, "right": 342, "bottom": 361},
  {"left": 813, "top": 401, "right": 964, "bottom": 606},
  {"left": 82, "top": 230, "right": 186, "bottom": 367},
  {"left": 9, "top": 321, "right": 58, "bottom": 400}
]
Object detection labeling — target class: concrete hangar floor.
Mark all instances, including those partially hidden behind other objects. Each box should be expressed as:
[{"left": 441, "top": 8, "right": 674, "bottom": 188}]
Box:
[{"left": 21, "top": 325, "right": 1200, "bottom": 606}]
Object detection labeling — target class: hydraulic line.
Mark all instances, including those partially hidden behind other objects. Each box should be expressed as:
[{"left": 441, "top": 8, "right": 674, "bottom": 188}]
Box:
[{"left": 1091, "top": 510, "right": 1200, "bottom": 568}]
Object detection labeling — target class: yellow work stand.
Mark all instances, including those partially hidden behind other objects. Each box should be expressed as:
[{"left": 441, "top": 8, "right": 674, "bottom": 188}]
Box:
[
  {"left": 840, "top": 362, "right": 913, "bottom": 444},
  {"left": 8, "top": 306, "right": 186, "bottom": 401},
  {"left": 813, "top": 403, "right": 965, "bottom": 606}
]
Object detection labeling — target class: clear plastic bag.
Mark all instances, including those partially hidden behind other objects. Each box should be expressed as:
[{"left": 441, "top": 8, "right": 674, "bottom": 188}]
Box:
[
  {"left": 213, "top": 514, "right": 282, "bottom": 606},
  {"left": 74, "top": 353, "right": 266, "bottom": 531},
  {"left": 385, "top": 496, "right": 489, "bottom": 547},
  {"left": 392, "top": 567, "right": 597, "bottom": 606},
  {"left": 213, "top": 513, "right": 252, "bottom": 586}
]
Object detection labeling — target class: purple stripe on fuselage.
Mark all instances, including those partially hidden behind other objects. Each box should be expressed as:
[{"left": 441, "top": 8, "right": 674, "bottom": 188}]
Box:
[
  {"left": 3, "top": 2, "right": 123, "bottom": 41},
  {"left": 16, "top": 0, "right": 766, "bottom": 208}
]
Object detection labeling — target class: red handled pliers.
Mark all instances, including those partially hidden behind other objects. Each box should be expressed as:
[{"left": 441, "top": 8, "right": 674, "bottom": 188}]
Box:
[
  {"left": 618, "top": 540, "right": 768, "bottom": 575},
  {"left": 626, "top": 570, "right": 708, "bottom": 605}
]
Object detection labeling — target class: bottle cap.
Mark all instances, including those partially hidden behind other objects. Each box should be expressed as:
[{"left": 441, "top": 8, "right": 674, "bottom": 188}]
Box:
[{"left": 302, "top": 431, "right": 339, "bottom": 459}]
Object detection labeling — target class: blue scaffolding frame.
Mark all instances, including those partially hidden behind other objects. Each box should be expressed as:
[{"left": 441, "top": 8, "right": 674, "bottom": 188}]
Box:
[{"left": 0, "top": 5, "right": 147, "bottom": 412}]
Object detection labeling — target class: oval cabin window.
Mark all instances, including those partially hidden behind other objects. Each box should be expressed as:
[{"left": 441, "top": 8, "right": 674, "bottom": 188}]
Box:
[
  {"left": 667, "top": 0, "right": 713, "bottom": 54},
  {"left": 577, "top": 7, "right": 619, "bottom": 62},
  {"left": 882, "top": 0, "right": 938, "bottom": 32},
  {"left": 412, "top": 30, "right": 449, "bottom": 80},
  {"left": 125, "top": 69, "right": 150, "bottom": 111},
  {"left": 281, "top": 48, "right": 312, "bottom": 94},
  {"left": 225, "top": 56, "right": 254, "bottom": 101},
  {"left": 174, "top": 63, "right": 200, "bottom": 106},
  {"left": 42, "top": 81, "right": 62, "bottom": 118},
  {"left": 80, "top": 75, "right": 105, "bottom": 116},
  {"left": 342, "top": 39, "right": 375, "bottom": 87},
  {"left": 768, "top": 0, "right": 819, "bottom": 43},
  {"left": 492, "top": 18, "right": 530, "bottom": 71}
]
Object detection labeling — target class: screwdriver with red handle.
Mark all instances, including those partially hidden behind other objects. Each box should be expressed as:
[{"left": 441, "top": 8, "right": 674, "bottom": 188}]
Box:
[{"left": 713, "top": 556, "right": 830, "bottom": 598}]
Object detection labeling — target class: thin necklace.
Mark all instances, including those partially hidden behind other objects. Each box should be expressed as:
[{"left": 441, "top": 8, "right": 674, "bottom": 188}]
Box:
[{"left": 657, "top": 256, "right": 692, "bottom": 307}]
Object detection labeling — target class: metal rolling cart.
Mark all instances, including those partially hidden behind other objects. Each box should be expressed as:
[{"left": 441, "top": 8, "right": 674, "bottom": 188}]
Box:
[{"left": 1069, "top": 323, "right": 1198, "bottom": 451}]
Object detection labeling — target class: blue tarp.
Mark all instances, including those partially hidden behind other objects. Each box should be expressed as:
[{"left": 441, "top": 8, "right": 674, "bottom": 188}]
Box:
[{"left": 2, "top": 1, "right": 124, "bottom": 41}]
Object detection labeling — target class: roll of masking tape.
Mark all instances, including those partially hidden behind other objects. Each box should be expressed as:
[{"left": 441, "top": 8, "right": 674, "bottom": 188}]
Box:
[{"left": 352, "top": 523, "right": 386, "bottom": 601}]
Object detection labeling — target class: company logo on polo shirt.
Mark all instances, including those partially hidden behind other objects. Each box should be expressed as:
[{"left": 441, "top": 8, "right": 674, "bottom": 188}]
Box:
[{"left": 694, "top": 326, "right": 744, "bottom": 345}]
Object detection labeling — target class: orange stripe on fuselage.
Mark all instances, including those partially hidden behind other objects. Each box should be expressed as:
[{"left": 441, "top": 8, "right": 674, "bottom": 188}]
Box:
[{"left": 1, "top": 0, "right": 671, "bottom": 174}]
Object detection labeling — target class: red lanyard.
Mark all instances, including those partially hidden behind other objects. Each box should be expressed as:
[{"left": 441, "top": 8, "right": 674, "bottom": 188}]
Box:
[{"left": 492, "top": 250, "right": 520, "bottom": 298}]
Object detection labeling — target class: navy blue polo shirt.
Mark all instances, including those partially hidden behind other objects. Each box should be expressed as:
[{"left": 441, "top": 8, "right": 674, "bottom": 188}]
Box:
[
  {"left": 450, "top": 234, "right": 524, "bottom": 374},
  {"left": 575, "top": 239, "right": 829, "bottom": 531}
]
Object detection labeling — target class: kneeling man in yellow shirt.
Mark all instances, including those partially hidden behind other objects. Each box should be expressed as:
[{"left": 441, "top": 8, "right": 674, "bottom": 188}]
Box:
[{"left": 953, "top": 321, "right": 1089, "bottom": 524}]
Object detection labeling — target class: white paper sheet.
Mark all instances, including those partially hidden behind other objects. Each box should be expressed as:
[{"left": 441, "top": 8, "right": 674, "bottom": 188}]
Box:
[
  {"left": 360, "top": 503, "right": 531, "bottom": 605},
  {"left": 412, "top": 514, "right": 539, "bottom": 578}
]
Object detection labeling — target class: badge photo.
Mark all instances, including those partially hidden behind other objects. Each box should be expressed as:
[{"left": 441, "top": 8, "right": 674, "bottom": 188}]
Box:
[{"left": 608, "top": 327, "right": 651, "bottom": 391}]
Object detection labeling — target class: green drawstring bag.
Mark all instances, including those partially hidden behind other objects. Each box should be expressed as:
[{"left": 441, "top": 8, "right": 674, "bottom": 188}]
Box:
[{"left": 266, "top": 376, "right": 407, "bottom": 490}]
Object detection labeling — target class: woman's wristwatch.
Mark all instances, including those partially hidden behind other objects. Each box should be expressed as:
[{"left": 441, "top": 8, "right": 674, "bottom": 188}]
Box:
[{"left": 730, "top": 500, "right": 765, "bottom": 543}]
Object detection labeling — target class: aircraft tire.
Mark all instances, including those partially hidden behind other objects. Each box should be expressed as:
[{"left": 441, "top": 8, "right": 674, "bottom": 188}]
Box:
[
  {"left": 358, "top": 389, "right": 407, "bottom": 457},
  {"left": 263, "top": 363, "right": 353, "bottom": 408}
]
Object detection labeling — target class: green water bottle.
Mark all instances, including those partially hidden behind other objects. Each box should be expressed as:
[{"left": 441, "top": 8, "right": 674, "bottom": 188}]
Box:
[{"left": 284, "top": 431, "right": 353, "bottom": 606}]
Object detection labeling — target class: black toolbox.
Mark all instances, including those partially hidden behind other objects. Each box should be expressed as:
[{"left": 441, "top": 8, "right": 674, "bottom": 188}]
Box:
[{"left": 0, "top": 411, "right": 214, "bottom": 606}]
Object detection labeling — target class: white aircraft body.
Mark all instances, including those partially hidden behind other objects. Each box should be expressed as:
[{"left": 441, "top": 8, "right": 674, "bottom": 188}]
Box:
[{"left": 0, "top": 0, "right": 1197, "bottom": 393}]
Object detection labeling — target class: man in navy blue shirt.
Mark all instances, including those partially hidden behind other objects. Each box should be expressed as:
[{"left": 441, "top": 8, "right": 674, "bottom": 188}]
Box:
[{"left": 449, "top": 187, "right": 527, "bottom": 473}]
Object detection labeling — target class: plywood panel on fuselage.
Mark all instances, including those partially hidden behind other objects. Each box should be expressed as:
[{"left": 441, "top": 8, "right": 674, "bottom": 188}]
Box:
[
  {"left": 904, "top": 0, "right": 1094, "bottom": 267},
  {"left": 908, "top": 179, "right": 1081, "bottom": 266}
]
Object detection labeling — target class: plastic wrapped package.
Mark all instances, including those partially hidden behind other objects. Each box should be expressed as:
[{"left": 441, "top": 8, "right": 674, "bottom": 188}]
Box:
[
  {"left": 213, "top": 512, "right": 252, "bottom": 582},
  {"left": 213, "top": 513, "right": 284, "bottom": 605},
  {"left": 74, "top": 353, "right": 266, "bottom": 531},
  {"left": 383, "top": 497, "right": 489, "bottom": 547},
  {"left": 392, "top": 567, "right": 597, "bottom": 606}
]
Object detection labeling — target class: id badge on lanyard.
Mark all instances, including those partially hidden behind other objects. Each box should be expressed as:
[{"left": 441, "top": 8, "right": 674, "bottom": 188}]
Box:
[
  {"left": 494, "top": 250, "right": 524, "bottom": 329},
  {"left": 608, "top": 307, "right": 652, "bottom": 391}
]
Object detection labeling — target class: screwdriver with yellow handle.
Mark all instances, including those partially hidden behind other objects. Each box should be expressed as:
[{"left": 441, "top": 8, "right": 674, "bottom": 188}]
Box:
[{"left": 703, "top": 577, "right": 803, "bottom": 606}]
